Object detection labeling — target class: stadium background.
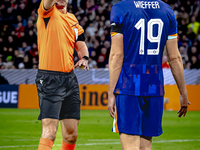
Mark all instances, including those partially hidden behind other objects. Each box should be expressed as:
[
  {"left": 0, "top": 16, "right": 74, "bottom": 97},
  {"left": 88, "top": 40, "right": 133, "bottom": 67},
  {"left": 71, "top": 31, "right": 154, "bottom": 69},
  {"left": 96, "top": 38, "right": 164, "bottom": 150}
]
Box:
[
  {"left": 0, "top": 0, "right": 200, "bottom": 69},
  {"left": 0, "top": 0, "right": 200, "bottom": 149}
]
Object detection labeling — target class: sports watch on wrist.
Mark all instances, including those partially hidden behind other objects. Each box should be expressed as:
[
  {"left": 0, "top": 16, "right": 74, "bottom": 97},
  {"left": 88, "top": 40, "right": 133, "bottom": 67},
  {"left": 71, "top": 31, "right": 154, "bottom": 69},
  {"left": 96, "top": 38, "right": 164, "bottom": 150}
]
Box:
[{"left": 82, "top": 56, "right": 89, "bottom": 61}]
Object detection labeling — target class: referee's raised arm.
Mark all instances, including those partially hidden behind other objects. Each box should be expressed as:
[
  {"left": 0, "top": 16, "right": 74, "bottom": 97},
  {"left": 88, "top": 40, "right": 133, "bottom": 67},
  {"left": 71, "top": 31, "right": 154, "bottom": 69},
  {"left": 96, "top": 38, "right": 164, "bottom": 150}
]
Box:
[{"left": 43, "top": 0, "right": 55, "bottom": 9}]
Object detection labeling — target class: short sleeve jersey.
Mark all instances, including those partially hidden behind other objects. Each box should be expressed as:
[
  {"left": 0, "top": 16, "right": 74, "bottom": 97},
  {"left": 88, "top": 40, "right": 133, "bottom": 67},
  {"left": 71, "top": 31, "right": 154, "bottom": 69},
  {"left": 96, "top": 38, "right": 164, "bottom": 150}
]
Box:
[
  {"left": 37, "top": 0, "right": 84, "bottom": 72},
  {"left": 110, "top": 0, "right": 177, "bottom": 96}
]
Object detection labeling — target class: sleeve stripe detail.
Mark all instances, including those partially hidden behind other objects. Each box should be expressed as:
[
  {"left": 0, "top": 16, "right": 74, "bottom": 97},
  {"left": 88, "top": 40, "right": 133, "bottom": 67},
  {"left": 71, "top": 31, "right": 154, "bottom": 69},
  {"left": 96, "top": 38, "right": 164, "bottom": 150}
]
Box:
[
  {"left": 111, "top": 32, "right": 120, "bottom": 37},
  {"left": 169, "top": 33, "right": 178, "bottom": 36},
  {"left": 168, "top": 36, "right": 177, "bottom": 40}
]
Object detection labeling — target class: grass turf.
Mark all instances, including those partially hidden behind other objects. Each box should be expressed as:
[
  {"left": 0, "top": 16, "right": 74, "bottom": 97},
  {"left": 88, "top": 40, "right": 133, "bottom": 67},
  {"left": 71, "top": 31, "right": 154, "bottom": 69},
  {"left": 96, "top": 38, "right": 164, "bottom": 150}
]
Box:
[{"left": 0, "top": 109, "right": 199, "bottom": 150}]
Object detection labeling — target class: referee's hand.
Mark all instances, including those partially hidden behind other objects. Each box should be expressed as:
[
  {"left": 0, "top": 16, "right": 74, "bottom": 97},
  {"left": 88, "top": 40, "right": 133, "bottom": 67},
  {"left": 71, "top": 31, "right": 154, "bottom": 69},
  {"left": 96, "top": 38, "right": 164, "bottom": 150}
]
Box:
[{"left": 75, "top": 59, "right": 89, "bottom": 70}]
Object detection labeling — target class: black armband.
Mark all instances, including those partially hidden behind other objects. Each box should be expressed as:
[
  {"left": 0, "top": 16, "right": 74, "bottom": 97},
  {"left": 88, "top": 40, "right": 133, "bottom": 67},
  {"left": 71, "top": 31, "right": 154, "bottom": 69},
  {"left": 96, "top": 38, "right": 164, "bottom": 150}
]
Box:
[
  {"left": 110, "top": 22, "right": 123, "bottom": 34},
  {"left": 77, "top": 33, "right": 86, "bottom": 41}
]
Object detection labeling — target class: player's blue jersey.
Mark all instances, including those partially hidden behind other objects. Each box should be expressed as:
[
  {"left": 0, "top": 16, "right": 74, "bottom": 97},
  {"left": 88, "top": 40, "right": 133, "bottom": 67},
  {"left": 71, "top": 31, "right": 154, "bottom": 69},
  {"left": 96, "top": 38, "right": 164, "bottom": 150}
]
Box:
[{"left": 110, "top": 0, "right": 177, "bottom": 96}]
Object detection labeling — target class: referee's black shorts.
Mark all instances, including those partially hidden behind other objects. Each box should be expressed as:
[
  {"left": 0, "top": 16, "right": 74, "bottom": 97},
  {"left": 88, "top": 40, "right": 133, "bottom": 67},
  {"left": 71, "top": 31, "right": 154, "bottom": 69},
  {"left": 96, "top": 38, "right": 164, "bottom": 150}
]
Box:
[{"left": 35, "top": 69, "right": 81, "bottom": 120}]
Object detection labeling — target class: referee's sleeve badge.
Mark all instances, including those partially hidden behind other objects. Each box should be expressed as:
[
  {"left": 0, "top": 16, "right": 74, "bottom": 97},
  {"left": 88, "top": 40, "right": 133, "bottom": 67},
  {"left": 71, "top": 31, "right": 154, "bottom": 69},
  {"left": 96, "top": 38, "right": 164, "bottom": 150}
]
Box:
[{"left": 74, "top": 28, "right": 78, "bottom": 41}]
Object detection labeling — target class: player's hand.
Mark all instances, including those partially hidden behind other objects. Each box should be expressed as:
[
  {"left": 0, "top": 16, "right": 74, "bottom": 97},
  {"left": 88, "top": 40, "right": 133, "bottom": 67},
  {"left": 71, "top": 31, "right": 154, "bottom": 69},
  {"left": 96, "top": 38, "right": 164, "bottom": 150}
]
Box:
[
  {"left": 108, "top": 92, "right": 116, "bottom": 119},
  {"left": 177, "top": 95, "right": 191, "bottom": 118},
  {"left": 74, "top": 59, "right": 89, "bottom": 70}
]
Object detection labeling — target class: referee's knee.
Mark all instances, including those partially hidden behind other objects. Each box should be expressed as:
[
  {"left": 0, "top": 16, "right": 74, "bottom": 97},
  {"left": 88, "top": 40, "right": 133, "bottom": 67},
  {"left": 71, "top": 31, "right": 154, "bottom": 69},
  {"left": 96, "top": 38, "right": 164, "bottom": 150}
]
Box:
[
  {"left": 41, "top": 127, "right": 57, "bottom": 141},
  {"left": 41, "top": 119, "right": 59, "bottom": 141},
  {"left": 63, "top": 132, "right": 78, "bottom": 144}
]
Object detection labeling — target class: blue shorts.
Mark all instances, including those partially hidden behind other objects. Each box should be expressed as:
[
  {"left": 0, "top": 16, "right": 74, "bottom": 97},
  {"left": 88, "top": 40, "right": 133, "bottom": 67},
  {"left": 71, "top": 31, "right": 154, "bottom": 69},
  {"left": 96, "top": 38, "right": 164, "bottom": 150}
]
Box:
[{"left": 112, "top": 95, "right": 164, "bottom": 137}]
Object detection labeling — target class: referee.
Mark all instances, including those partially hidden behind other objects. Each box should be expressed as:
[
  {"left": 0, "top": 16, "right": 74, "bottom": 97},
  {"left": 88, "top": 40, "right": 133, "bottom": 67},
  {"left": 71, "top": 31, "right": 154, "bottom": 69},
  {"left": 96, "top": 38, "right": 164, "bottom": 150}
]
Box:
[{"left": 36, "top": 0, "right": 89, "bottom": 150}]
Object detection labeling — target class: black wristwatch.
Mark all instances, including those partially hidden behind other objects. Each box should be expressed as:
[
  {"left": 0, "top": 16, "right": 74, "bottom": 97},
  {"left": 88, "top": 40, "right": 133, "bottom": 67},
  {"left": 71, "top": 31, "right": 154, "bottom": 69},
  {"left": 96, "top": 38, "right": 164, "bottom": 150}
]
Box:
[{"left": 82, "top": 56, "right": 89, "bottom": 61}]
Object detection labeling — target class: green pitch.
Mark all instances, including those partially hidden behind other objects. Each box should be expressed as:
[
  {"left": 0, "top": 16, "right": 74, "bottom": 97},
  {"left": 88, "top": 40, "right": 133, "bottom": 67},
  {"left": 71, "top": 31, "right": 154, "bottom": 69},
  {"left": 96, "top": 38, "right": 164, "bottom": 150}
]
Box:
[{"left": 0, "top": 109, "right": 200, "bottom": 150}]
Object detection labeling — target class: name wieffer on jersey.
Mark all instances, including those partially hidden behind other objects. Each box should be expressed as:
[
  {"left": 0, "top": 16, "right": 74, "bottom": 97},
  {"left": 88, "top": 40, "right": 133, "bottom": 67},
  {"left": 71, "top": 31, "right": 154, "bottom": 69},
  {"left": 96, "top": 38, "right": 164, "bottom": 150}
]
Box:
[{"left": 134, "top": 1, "right": 160, "bottom": 9}]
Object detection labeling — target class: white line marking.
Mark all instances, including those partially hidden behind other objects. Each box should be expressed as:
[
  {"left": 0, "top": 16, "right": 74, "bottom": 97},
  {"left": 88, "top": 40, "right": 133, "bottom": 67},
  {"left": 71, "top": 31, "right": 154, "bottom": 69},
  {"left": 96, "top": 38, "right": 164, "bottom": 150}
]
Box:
[
  {"left": 3, "top": 139, "right": 39, "bottom": 142},
  {"left": 13, "top": 139, "right": 39, "bottom": 141},
  {"left": 88, "top": 139, "right": 119, "bottom": 141},
  {"left": 154, "top": 139, "right": 200, "bottom": 143},
  {"left": 0, "top": 139, "right": 199, "bottom": 148},
  {"left": 2, "top": 136, "right": 39, "bottom": 138},
  {"left": 0, "top": 145, "right": 38, "bottom": 148},
  {"left": 77, "top": 142, "right": 120, "bottom": 146}
]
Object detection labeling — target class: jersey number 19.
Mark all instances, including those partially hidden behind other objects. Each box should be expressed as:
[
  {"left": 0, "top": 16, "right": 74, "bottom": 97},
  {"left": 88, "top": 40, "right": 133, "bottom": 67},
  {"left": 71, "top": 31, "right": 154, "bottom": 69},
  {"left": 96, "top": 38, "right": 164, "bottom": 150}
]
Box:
[{"left": 135, "top": 19, "right": 164, "bottom": 55}]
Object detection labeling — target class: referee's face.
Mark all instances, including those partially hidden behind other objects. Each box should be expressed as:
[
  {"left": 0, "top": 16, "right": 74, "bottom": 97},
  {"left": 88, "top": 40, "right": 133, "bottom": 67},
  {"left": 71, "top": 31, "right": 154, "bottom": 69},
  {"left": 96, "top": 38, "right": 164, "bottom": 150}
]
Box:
[{"left": 55, "top": 0, "right": 68, "bottom": 7}]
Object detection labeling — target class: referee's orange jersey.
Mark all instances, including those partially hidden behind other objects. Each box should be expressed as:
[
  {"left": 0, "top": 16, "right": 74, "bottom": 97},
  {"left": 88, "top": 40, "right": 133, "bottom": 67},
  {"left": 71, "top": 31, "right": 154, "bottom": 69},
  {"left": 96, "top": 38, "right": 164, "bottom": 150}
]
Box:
[{"left": 37, "top": 0, "right": 84, "bottom": 72}]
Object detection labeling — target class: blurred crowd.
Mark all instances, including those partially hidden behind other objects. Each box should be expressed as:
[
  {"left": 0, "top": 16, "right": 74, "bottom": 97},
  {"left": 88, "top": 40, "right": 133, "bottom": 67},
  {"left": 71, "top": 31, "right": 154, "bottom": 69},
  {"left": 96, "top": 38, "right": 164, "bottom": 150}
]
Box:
[
  {"left": 0, "top": 0, "right": 200, "bottom": 69},
  {"left": 162, "top": 0, "right": 200, "bottom": 69},
  {"left": 0, "top": 0, "right": 39, "bottom": 69}
]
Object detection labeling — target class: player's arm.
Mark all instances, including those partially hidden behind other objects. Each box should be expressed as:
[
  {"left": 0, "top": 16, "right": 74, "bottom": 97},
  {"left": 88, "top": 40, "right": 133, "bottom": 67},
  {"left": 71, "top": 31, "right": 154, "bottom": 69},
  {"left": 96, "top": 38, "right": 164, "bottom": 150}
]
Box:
[
  {"left": 166, "top": 38, "right": 190, "bottom": 117},
  {"left": 74, "top": 41, "right": 89, "bottom": 70},
  {"left": 108, "top": 34, "right": 124, "bottom": 118},
  {"left": 108, "top": 4, "right": 124, "bottom": 119},
  {"left": 43, "top": 0, "right": 55, "bottom": 10}
]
